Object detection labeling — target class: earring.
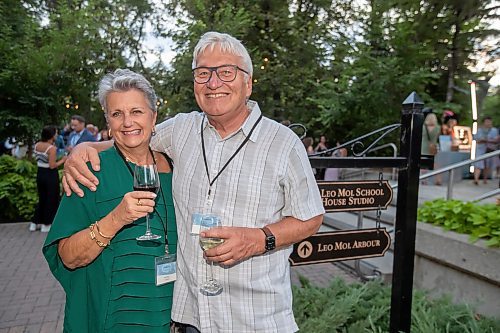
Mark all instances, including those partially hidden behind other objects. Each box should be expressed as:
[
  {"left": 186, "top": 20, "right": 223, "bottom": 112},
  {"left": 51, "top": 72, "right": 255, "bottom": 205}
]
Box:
[
  {"left": 152, "top": 128, "right": 157, "bottom": 136},
  {"left": 108, "top": 128, "right": 112, "bottom": 138}
]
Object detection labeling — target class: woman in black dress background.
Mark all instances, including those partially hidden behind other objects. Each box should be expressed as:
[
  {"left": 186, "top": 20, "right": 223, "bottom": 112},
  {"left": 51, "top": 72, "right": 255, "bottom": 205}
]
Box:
[{"left": 30, "top": 126, "right": 67, "bottom": 232}]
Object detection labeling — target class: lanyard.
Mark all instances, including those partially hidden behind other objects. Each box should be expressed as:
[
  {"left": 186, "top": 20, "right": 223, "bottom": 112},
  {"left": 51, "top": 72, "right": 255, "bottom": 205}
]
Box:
[
  {"left": 114, "top": 144, "right": 169, "bottom": 244},
  {"left": 201, "top": 113, "right": 263, "bottom": 198}
]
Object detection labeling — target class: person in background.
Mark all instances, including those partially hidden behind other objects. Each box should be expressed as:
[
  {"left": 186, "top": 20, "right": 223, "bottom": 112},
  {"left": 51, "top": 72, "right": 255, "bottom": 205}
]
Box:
[
  {"left": 440, "top": 109, "right": 455, "bottom": 135},
  {"left": 55, "top": 128, "right": 66, "bottom": 158},
  {"left": 473, "top": 116, "right": 499, "bottom": 185},
  {"left": 43, "top": 69, "right": 176, "bottom": 332},
  {"left": 324, "top": 140, "right": 347, "bottom": 181},
  {"left": 86, "top": 123, "right": 100, "bottom": 141},
  {"left": 62, "top": 32, "right": 324, "bottom": 333},
  {"left": 421, "top": 111, "right": 441, "bottom": 184},
  {"left": 1, "top": 137, "right": 15, "bottom": 156},
  {"left": 99, "top": 128, "right": 110, "bottom": 141},
  {"left": 302, "top": 136, "right": 315, "bottom": 155},
  {"left": 440, "top": 114, "right": 459, "bottom": 152},
  {"left": 280, "top": 119, "right": 291, "bottom": 127},
  {"left": 60, "top": 123, "right": 72, "bottom": 146},
  {"left": 66, "top": 115, "right": 96, "bottom": 152},
  {"left": 302, "top": 136, "right": 316, "bottom": 177},
  {"left": 30, "top": 126, "right": 67, "bottom": 232},
  {"left": 314, "top": 134, "right": 329, "bottom": 180}
]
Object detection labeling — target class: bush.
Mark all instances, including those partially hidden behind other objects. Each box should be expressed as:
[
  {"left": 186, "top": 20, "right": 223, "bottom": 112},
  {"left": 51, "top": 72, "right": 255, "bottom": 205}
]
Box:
[
  {"left": 418, "top": 199, "right": 500, "bottom": 247},
  {"left": 293, "top": 277, "right": 500, "bottom": 332},
  {"left": 0, "top": 155, "right": 38, "bottom": 221}
]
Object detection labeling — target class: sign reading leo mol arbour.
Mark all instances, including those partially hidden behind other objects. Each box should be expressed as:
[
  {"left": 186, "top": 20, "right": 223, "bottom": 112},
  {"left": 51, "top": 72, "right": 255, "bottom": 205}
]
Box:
[
  {"left": 289, "top": 228, "right": 391, "bottom": 266},
  {"left": 318, "top": 180, "right": 393, "bottom": 212}
]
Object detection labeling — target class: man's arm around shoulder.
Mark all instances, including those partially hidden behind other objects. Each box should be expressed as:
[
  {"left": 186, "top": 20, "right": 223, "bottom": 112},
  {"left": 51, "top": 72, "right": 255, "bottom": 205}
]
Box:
[{"left": 62, "top": 140, "right": 113, "bottom": 197}]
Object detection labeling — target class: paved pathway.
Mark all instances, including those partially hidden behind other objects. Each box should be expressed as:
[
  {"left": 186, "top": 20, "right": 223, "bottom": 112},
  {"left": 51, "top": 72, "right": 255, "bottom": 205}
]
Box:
[
  {"left": 0, "top": 224, "right": 64, "bottom": 333},
  {"left": 0, "top": 222, "right": 359, "bottom": 332}
]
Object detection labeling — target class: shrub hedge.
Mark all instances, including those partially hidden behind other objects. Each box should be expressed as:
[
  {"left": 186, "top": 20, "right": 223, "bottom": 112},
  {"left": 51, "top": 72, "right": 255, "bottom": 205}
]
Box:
[
  {"left": 293, "top": 277, "right": 500, "bottom": 332},
  {"left": 0, "top": 155, "right": 38, "bottom": 221}
]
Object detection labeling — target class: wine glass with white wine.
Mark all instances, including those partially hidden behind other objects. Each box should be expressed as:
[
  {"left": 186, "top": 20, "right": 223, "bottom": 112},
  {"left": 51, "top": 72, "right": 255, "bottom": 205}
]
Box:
[{"left": 197, "top": 212, "right": 224, "bottom": 296}]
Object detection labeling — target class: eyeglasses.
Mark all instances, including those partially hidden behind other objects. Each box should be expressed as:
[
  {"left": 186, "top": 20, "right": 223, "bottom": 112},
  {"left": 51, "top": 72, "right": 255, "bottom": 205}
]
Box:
[{"left": 192, "top": 65, "right": 249, "bottom": 84}]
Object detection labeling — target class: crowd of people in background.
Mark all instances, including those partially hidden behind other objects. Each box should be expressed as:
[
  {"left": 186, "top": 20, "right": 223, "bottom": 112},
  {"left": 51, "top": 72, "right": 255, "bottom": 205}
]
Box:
[
  {"left": 302, "top": 134, "right": 347, "bottom": 181},
  {"left": 419, "top": 108, "right": 499, "bottom": 186},
  {"left": 296, "top": 108, "right": 498, "bottom": 185},
  {"left": 0, "top": 114, "right": 113, "bottom": 232}
]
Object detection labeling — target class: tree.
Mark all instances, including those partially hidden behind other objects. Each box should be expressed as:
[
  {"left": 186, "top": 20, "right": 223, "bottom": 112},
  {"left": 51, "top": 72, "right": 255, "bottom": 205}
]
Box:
[
  {"left": 163, "top": 0, "right": 356, "bottom": 129},
  {"left": 0, "top": 0, "right": 168, "bottom": 147},
  {"left": 163, "top": 0, "right": 498, "bottom": 145}
]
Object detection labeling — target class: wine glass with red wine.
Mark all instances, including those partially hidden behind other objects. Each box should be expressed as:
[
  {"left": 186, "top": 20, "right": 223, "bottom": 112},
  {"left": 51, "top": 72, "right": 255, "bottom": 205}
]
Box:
[{"left": 133, "top": 164, "right": 161, "bottom": 241}]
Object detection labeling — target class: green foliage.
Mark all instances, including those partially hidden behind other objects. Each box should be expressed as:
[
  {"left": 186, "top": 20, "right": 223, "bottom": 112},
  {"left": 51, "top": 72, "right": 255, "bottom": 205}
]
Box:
[
  {"left": 164, "top": 0, "right": 499, "bottom": 147},
  {"left": 418, "top": 199, "right": 500, "bottom": 247},
  {"left": 0, "top": 0, "right": 169, "bottom": 139},
  {"left": 0, "top": 155, "right": 38, "bottom": 221},
  {"left": 164, "top": 0, "right": 359, "bottom": 135},
  {"left": 1, "top": 0, "right": 498, "bottom": 148},
  {"left": 293, "top": 277, "right": 500, "bottom": 332}
]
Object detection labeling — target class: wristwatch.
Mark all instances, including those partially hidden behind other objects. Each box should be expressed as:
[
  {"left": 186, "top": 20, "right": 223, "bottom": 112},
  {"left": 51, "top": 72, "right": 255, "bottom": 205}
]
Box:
[{"left": 261, "top": 226, "right": 276, "bottom": 253}]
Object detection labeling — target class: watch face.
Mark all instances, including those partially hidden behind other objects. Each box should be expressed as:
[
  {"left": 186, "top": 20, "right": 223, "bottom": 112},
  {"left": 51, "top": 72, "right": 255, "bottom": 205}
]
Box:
[{"left": 266, "top": 236, "right": 276, "bottom": 250}]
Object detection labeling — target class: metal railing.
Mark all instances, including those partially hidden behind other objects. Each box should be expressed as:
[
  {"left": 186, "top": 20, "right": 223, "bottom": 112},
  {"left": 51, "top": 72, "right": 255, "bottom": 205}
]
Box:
[
  {"left": 391, "top": 149, "right": 500, "bottom": 201},
  {"left": 363, "top": 143, "right": 398, "bottom": 180},
  {"left": 352, "top": 149, "right": 499, "bottom": 281}
]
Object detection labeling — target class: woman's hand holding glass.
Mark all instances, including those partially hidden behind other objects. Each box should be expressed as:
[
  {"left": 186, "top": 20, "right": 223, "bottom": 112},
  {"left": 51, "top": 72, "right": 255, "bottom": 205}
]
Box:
[{"left": 110, "top": 191, "right": 157, "bottom": 228}]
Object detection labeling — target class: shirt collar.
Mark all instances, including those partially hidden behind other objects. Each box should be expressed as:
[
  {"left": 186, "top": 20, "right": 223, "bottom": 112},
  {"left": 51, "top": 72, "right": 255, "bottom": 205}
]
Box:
[{"left": 198, "top": 100, "right": 263, "bottom": 143}]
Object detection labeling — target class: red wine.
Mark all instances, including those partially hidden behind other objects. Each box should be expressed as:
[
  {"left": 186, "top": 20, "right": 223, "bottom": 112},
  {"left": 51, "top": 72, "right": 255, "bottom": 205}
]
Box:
[{"left": 133, "top": 186, "right": 159, "bottom": 194}]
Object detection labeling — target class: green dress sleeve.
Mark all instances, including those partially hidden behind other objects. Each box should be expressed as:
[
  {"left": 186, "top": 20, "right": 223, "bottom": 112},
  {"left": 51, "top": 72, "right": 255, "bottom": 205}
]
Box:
[{"left": 42, "top": 180, "right": 102, "bottom": 332}]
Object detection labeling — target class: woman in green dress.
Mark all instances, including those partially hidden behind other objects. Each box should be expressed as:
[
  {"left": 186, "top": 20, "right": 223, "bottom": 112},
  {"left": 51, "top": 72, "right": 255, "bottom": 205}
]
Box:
[{"left": 43, "top": 69, "right": 177, "bottom": 332}]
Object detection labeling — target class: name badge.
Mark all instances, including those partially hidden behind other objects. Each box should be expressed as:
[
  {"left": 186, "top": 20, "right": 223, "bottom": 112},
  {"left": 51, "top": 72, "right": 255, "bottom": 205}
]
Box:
[
  {"left": 191, "top": 212, "right": 203, "bottom": 235},
  {"left": 155, "top": 254, "right": 176, "bottom": 286}
]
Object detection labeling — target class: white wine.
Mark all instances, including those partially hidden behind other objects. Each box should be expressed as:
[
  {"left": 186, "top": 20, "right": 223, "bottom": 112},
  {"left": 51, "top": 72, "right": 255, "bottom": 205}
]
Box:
[{"left": 200, "top": 238, "right": 224, "bottom": 250}]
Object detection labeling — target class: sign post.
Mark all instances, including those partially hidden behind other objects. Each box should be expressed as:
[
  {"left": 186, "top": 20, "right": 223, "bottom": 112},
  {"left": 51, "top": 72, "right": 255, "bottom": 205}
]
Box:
[
  {"left": 389, "top": 92, "right": 424, "bottom": 333},
  {"left": 304, "top": 92, "right": 425, "bottom": 333}
]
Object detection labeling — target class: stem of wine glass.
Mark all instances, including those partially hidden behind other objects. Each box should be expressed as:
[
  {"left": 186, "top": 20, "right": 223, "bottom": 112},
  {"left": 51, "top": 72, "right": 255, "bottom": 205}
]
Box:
[
  {"left": 209, "top": 260, "right": 214, "bottom": 282},
  {"left": 145, "top": 213, "right": 151, "bottom": 235}
]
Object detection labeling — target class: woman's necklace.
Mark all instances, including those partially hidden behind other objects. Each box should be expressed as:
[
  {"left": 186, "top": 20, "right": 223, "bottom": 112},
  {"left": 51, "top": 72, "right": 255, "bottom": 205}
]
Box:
[{"left": 120, "top": 150, "right": 150, "bottom": 165}]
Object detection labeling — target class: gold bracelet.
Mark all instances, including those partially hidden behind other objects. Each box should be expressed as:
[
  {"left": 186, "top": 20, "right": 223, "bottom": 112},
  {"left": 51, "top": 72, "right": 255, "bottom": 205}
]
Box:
[
  {"left": 95, "top": 220, "right": 113, "bottom": 239},
  {"left": 89, "top": 224, "right": 109, "bottom": 248}
]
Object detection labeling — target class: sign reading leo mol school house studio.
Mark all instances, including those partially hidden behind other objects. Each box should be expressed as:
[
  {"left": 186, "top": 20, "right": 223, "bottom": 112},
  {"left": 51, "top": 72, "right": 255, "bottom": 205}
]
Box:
[
  {"left": 289, "top": 228, "right": 391, "bottom": 266},
  {"left": 318, "top": 180, "right": 393, "bottom": 212}
]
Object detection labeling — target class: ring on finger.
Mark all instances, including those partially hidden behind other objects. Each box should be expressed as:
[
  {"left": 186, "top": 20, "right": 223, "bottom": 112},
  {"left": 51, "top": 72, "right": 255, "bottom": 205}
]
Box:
[{"left": 137, "top": 199, "right": 142, "bottom": 206}]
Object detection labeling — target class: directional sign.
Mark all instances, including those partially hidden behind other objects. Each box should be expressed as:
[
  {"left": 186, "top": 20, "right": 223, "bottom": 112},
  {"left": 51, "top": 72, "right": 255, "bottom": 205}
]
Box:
[
  {"left": 318, "top": 180, "right": 393, "bottom": 212},
  {"left": 289, "top": 228, "right": 391, "bottom": 266}
]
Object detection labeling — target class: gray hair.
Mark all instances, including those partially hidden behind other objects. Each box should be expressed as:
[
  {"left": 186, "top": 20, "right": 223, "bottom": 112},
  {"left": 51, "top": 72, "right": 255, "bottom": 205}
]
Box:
[
  {"left": 192, "top": 32, "right": 253, "bottom": 76},
  {"left": 98, "top": 69, "right": 157, "bottom": 113}
]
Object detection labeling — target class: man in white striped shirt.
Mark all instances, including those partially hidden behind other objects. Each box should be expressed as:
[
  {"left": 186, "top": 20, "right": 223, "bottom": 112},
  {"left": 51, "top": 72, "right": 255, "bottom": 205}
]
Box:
[{"left": 63, "top": 32, "right": 324, "bottom": 333}]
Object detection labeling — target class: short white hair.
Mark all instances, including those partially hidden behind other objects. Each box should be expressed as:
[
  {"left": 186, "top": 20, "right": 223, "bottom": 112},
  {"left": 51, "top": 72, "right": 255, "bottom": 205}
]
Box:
[
  {"left": 98, "top": 69, "right": 157, "bottom": 113},
  {"left": 192, "top": 31, "right": 253, "bottom": 76}
]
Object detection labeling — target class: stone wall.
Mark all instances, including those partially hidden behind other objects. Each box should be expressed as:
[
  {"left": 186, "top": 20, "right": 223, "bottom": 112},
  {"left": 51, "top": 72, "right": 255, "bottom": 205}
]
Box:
[{"left": 414, "top": 222, "right": 500, "bottom": 317}]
